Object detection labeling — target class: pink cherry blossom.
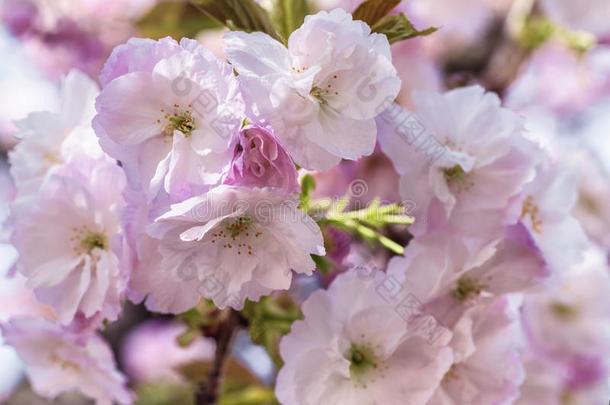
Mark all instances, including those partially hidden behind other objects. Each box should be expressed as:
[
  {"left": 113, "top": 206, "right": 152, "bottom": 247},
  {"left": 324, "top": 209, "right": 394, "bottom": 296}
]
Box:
[
  {"left": 521, "top": 247, "right": 610, "bottom": 364},
  {"left": 224, "top": 8, "right": 401, "bottom": 169},
  {"left": 10, "top": 154, "right": 127, "bottom": 326},
  {"left": 9, "top": 69, "right": 102, "bottom": 195},
  {"left": 121, "top": 320, "right": 215, "bottom": 384},
  {"left": 540, "top": 0, "right": 610, "bottom": 38},
  {"left": 132, "top": 185, "right": 325, "bottom": 311},
  {"left": 94, "top": 37, "right": 244, "bottom": 201},
  {"left": 517, "top": 354, "right": 610, "bottom": 405},
  {"left": 428, "top": 298, "right": 524, "bottom": 405},
  {"left": 513, "top": 164, "right": 590, "bottom": 275},
  {"left": 377, "top": 86, "right": 540, "bottom": 243},
  {"left": 1, "top": 317, "right": 132, "bottom": 405},
  {"left": 276, "top": 268, "right": 453, "bottom": 405},
  {"left": 387, "top": 223, "right": 547, "bottom": 327}
]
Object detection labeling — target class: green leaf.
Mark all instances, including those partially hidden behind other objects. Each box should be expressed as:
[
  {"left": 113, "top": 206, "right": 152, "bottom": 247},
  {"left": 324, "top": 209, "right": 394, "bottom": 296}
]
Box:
[
  {"left": 312, "top": 254, "right": 331, "bottom": 275},
  {"left": 192, "top": 0, "right": 281, "bottom": 41},
  {"left": 299, "top": 174, "right": 316, "bottom": 211},
  {"left": 137, "top": 2, "right": 220, "bottom": 40},
  {"left": 242, "top": 296, "right": 302, "bottom": 367},
  {"left": 352, "top": 0, "right": 401, "bottom": 26},
  {"left": 372, "top": 13, "right": 437, "bottom": 44},
  {"left": 272, "top": 0, "right": 310, "bottom": 42}
]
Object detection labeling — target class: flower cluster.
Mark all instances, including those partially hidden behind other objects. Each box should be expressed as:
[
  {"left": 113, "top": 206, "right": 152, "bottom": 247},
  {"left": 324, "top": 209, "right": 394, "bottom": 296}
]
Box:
[{"left": 1, "top": 1, "right": 610, "bottom": 404}]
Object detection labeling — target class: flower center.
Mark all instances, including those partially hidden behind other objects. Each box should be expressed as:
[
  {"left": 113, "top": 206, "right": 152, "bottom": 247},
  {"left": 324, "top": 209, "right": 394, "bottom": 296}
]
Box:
[
  {"left": 521, "top": 195, "right": 542, "bottom": 233},
  {"left": 158, "top": 104, "right": 196, "bottom": 136},
  {"left": 310, "top": 86, "right": 329, "bottom": 105},
  {"left": 550, "top": 301, "right": 579, "bottom": 321},
  {"left": 50, "top": 353, "right": 80, "bottom": 372},
  {"left": 442, "top": 165, "right": 474, "bottom": 192},
  {"left": 452, "top": 276, "right": 485, "bottom": 302},
  {"left": 346, "top": 343, "right": 378, "bottom": 378},
  {"left": 43, "top": 152, "right": 62, "bottom": 165},
  {"left": 211, "top": 216, "right": 262, "bottom": 256},
  {"left": 71, "top": 226, "right": 108, "bottom": 256},
  {"left": 443, "top": 165, "right": 465, "bottom": 181}
]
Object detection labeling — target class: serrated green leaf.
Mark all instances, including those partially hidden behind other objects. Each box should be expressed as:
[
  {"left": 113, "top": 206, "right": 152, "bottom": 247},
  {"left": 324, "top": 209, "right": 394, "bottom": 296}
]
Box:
[
  {"left": 372, "top": 13, "right": 437, "bottom": 44},
  {"left": 272, "top": 0, "right": 309, "bottom": 42},
  {"left": 192, "top": 0, "right": 281, "bottom": 41},
  {"left": 353, "top": 0, "right": 401, "bottom": 26}
]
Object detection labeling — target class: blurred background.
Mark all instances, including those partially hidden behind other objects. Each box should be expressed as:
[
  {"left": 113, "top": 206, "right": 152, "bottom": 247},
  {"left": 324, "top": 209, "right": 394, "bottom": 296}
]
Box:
[{"left": 1, "top": 0, "right": 609, "bottom": 403}]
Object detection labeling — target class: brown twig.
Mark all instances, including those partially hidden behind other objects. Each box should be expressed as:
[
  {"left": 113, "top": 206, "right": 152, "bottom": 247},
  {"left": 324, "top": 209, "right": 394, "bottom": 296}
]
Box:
[{"left": 195, "top": 309, "right": 241, "bottom": 405}]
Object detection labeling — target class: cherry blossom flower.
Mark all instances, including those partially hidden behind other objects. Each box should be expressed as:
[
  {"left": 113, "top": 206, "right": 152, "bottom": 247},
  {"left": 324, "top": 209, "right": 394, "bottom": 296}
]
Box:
[
  {"left": 377, "top": 85, "right": 540, "bottom": 242},
  {"left": 513, "top": 165, "right": 590, "bottom": 274},
  {"left": 224, "top": 125, "right": 299, "bottom": 194},
  {"left": 94, "top": 37, "right": 243, "bottom": 200},
  {"left": 387, "top": 223, "right": 547, "bottom": 327},
  {"left": 9, "top": 69, "right": 102, "bottom": 195},
  {"left": 276, "top": 268, "right": 453, "bottom": 405},
  {"left": 10, "top": 154, "right": 127, "bottom": 325},
  {"left": 428, "top": 298, "right": 524, "bottom": 405},
  {"left": 224, "top": 8, "right": 401, "bottom": 170},
  {"left": 506, "top": 41, "right": 610, "bottom": 116},
  {"left": 521, "top": 247, "right": 610, "bottom": 364},
  {"left": 517, "top": 355, "right": 610, "bottom": 405},
  {"left": 132, "top": 185, "right": 325, "bottom": 311},
  {"left": 1, "top": 317, "right": 132, "bottom": 405},
  {"left": 0, "top": 0, "right": 157, "bottom": 78},
  {"left": 540, "top": 0, "right": 610, "bottom": 38}
]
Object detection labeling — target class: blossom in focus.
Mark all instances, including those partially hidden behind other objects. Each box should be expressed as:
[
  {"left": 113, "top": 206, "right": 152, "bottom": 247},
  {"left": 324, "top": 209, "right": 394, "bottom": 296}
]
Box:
[
  {"left": 94, "top": 37, "right": 243, "bottom": 201},
  {"left": 1, "top": 317, "right": 132, "bottom": 405},
  {"left": 133, "top": 185, "right": 325, "bottom": 311},
  {"left": 378, "top": 86, "right": 539, "bottom": 244},
  {"left": 11, "top": 154, "right": 127, "bottom": 326},
  {"left": 225, "top": 8, "right": 401, "bottom": 170},
  {"left": 276, "top": 268, "right": 453, "bottom": 405},
  {"left": 224, "top": 125, "right": 299, "bottom": 194}
]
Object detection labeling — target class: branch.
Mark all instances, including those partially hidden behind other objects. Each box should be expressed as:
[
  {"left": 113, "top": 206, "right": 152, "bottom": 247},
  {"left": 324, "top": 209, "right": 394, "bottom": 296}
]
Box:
[{"left": 195, "top": 309, "right": 242, "bottom": 405}]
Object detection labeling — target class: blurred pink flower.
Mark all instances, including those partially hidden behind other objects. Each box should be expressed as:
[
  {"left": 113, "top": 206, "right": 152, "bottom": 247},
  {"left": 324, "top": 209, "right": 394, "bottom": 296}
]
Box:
[
  {"left": 122, "top": 320, "right": 215, "bottom": 384},
  {"left": 507, "top": 42, "right": 610, "bottom": 116},
  {"left": 1, "top": 317, "right": 132, "bottom": 404}
]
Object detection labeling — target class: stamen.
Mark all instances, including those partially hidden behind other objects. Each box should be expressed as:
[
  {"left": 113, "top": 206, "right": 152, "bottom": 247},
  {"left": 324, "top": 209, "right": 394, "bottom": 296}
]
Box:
[
  {"left": 71, "top": 226, "right": 108, "bottom": 256},
  {"left": 452, "top": 276, "right": 485, "bottom": 302},
  {"left": 521, "top": 195, "right": 543, "bottom": 233}
]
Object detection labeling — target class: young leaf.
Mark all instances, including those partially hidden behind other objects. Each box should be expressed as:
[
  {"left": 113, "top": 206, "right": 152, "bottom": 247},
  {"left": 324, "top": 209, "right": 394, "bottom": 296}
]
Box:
[
  {"left": 272, "top": 0, "right": 309, "bottom": 41},
  {"left": 353, "top": 0, "right": 401, "bottom": 26},
  {"left": 192, "top": 0, "right": 281, "bottom": 41},
  {"left": 372, "top": 13, "right": 437, "bottom": 44}
]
